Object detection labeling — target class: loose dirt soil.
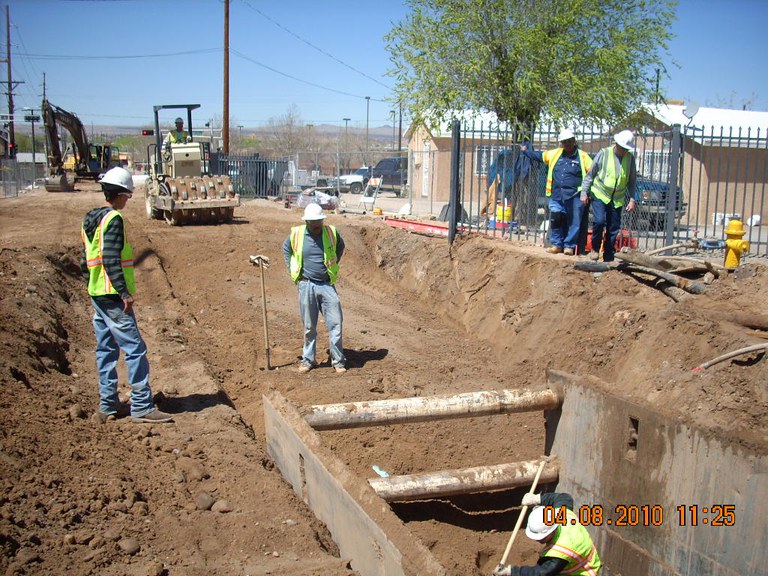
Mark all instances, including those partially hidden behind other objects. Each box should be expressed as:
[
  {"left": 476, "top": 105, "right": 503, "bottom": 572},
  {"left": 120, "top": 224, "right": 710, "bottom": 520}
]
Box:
[{"left": 1, "top": 183, "right": 766, "bottom": 576}]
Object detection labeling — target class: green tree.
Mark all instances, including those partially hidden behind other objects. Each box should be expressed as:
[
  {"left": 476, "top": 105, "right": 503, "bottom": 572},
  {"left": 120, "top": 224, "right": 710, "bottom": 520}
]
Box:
[{"left": 386, "top": 0, "right": 676, "bottom": 129}]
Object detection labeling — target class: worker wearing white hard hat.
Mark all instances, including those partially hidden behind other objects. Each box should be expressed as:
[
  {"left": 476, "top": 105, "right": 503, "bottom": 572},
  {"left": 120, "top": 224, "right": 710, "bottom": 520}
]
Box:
[
  {"left": 80, "top": 167, "right": 174, "bottom": 424},
  {"left": 520, "top": 129, "right": 593, "bottom": 255},
  {"left": 580, "top": 129, "right": 638, "bottom": 262},
  {"left": 493, "top": 492, "right": 602, "bottom": 576},
  {"left": 162, "top": 116, "right": 191, "bottom": 151},
  {"left": 283, "top": 202, "right": 347, "bottom": 374}
]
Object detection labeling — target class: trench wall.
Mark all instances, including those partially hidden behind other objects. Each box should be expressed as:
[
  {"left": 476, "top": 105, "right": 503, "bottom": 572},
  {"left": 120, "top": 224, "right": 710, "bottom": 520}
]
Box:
[
  {"left": 546, "top": 370, "right": 767, "bottom": 576},
  {"left": 263, "top": 392, "right": 447, "bottom": 576}
]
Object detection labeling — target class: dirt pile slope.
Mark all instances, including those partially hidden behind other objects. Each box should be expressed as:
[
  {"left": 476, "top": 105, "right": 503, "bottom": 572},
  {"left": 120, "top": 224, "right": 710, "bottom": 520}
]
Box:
[{"left": 1, "top": 186, "right": 765, "bottom": 576}]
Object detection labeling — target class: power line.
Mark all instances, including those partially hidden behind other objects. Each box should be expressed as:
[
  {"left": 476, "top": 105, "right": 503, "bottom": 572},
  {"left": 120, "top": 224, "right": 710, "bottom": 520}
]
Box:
[
  {"left": 17, "top": 47, "right": 220, "bottom": 60},
  {"left": 232, "top": 49, "right": 388, "bottom": 103},
  {"left": 239, "top": 0, "right": 392, "bottom": 91}
]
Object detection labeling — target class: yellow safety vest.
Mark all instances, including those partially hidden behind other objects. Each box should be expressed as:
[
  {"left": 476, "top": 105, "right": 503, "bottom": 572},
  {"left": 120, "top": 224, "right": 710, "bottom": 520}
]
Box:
[
  {"left": 541, "top": 509, "right": 601, "bottom": 575},
  {"left": 542, "top": 148, "right": 592, "bottom": 196},
  {"left": 289, "top": 224, "right": 340, "bottom": 285},
  {"left": 81, "top": 210, "right": 135, "bottom": 297},
  {"left": 168, "top": 130, "right": 189, "bottom": 144},
  {"left": 590, "top": 146, "right": 631, "bottom": 207}
]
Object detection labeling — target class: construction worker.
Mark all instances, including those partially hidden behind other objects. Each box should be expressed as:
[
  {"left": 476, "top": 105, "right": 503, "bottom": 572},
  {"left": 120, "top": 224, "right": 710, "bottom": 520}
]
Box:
[
  {"left": 282, "top": 202, "right": 347, "bottom": 374},
  {"left": 521, "top": 129, "right": 593, "bottom": 255},
  {"left": 163, "top": 117, "right": 191, "bottom": 150},
  {"left": 580, "top": 130, "right": 638, "bottom": 262},
  {"left": 80, "top": 167, "right": 173, "bottom": 424},
  {"left": 494, "top": 492, "right": 601, "bottom": 576}
]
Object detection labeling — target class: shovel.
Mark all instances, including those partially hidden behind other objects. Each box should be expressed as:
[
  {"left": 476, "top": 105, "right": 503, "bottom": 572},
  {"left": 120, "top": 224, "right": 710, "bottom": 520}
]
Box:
[
  {"left": 249, "top": 255, "right": 271, "bottom": 370},
  {"left": 497, "top": 459, "right": 547, "bottom": 570}
]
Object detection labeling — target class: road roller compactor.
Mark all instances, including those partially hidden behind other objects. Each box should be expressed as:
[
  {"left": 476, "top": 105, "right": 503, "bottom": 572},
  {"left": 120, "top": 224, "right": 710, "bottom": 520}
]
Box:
[{"left": 145, "top": 104, "right": 239, "bottom": 225}]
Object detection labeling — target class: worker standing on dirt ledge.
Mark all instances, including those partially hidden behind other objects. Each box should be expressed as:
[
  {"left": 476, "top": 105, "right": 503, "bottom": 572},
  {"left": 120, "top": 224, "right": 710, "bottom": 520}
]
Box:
[
  {"left": 163, "top": 117, "right": 191, "bottom": 151},
  {"left": 80, "top": 167, "right": 174, "bottom": 424},
  {"left": 283, "top": 203, "right": 347, "bottom": 374},
  {"left": 520, "top": 130, "right": 593, "bottom": 256},
  {"left": 494, "top": 492, "right": 601, "bottom": 576},
  {"left": 580, "top": 130, "right": 638, "bottom": 263}
]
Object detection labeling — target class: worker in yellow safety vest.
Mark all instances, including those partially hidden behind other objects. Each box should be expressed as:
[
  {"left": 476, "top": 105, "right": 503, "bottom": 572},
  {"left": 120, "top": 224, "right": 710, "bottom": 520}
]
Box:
[
  {"left": 494, "top": 492, "right": 602, "bottom": 576},
  {"left": 80, "top": 167, "right": 173, "bottom": 424},
  {"left": 282, "top": 202, "right": 347, "bottom": 374},
  {"left": 163, "top": 117, "right": 191, "bottom": 151},
  {"left": 580, "top": 130, "right": 638, "bottom": 262},
  {"left": 521, "top": 129, "right": 592, "bottom": 256}
]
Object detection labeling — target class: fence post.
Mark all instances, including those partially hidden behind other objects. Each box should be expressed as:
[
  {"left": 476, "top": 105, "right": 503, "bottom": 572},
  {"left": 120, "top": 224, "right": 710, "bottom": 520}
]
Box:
[
  {"left": 448, "top": 119, "right": 461, "bottom": 244},
  {"left": 664, "top": 123, "right": 682, "bottom": 247}
]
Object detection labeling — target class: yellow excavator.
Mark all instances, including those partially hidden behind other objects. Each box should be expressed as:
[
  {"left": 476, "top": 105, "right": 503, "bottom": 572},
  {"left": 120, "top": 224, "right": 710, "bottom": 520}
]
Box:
[{"left": 42, "top": 98, "right": 120, "bottom": 192}]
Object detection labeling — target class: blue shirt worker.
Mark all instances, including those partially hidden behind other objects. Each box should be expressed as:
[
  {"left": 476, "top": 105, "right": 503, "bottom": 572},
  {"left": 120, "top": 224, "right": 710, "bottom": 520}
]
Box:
[
  {"left": 494, "top": 492, "right": 602, "bottom": 576},
  {"left": 521, "top": 130, "right": 592, "bottom": 255},
  {"left": 80, "top": 167, "right": 173, "bottom": 424},
  {"left": 283, "top": 203, "right": 347, "bottom": 374},
  {"left": 580, "top": 130, "right": 638, "bottom": 262}
]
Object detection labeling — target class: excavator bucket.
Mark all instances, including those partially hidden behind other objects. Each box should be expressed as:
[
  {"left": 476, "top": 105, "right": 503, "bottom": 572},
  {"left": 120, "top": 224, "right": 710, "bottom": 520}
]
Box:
[{"left": 44, "top": 173, "right": 75, "bottom": 193}]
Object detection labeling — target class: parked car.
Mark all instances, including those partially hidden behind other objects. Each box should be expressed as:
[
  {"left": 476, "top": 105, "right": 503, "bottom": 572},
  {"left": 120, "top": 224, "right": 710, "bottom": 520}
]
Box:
[
  {"left": 333, "top": 166, "right": 371, "bottom": 194},
  {"left": 371, "top": 157, "right": 408, "bottom": 196},
  {"left": 635, "top": 176, "right": 687, "bottom": 230}
]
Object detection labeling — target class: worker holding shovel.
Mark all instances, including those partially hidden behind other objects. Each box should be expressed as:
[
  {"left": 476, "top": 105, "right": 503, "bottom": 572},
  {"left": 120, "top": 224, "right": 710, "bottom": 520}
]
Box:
[{"left": 494, "top": 492, "right": 601, "bottom": 576}]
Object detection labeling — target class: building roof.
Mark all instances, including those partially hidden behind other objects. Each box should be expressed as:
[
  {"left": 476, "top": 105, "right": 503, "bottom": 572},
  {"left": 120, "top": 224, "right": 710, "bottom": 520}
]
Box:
[{"left": 642, "top": 103, "right": 768, "bottom": 147}]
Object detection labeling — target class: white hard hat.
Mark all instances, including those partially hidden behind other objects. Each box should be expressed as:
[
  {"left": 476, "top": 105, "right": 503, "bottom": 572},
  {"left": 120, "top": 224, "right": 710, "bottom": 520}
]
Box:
[
  {"left": 174, "top": 117, "right": 184, "bottom": 124},
  {"left": 303, "top": 202, "right": 326, "bottom": 221},
  {"left": 557, "top": 128, "right": 575, "bottom": 142},
  {"left": 99, "top": 167, "right": 134, "bottom": 193},
  {"left": 614, "top": 130, "right": 635, "bottom": 151},
  {"left": 525, "top": 506, "right": 559, "bottom": 541}
]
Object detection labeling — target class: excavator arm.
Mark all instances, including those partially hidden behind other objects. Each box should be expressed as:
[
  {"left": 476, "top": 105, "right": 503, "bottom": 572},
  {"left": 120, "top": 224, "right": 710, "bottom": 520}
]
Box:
[{"left": 42, "top": 98, "right": 91, "bottom": 176}]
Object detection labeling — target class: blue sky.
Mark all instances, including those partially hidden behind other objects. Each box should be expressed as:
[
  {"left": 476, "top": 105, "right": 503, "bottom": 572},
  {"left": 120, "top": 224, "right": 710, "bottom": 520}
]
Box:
[{"left": 7, "top": 0, "right": 768, "bottom": 131}]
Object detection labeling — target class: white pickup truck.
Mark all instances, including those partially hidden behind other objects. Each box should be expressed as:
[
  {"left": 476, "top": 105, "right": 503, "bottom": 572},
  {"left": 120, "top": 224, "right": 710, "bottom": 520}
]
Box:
[{"left": 332, "top": 166, "right": 371, "bottom": 194}]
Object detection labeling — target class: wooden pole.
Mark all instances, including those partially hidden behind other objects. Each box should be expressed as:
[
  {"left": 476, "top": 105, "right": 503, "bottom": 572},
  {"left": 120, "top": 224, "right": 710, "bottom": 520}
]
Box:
[
  {"left": 368, "top": 458, "right": 558, "bottom": 503},
  {"left": 500, "top": 460, "right": 547, "bottom": 566},
  {"left": 305, "top": 388, "right": 562, "bottom": 431},
  {"left": 259, "top": 261, "right": 271, "bottom": 370}
]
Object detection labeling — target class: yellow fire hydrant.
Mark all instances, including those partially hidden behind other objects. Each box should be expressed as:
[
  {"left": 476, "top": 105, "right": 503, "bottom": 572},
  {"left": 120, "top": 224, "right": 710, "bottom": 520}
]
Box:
[{"left": 724, "top": 219, "right": 749, "bottom": 269}]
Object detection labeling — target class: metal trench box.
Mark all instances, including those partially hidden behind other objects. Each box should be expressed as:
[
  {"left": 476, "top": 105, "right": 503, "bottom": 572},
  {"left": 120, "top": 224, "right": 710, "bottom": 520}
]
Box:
[{"left": 264, "top": 371, "right": 767, "bottom": 576}]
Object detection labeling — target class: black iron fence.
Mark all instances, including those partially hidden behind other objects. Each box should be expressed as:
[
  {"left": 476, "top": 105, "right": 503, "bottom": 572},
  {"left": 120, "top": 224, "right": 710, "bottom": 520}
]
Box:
[
  {"left": 439, "top": 120, "right": 768, "bottom": 258},
  {"left": 209, "top": 152, "right": 289, "bottom": 198}
]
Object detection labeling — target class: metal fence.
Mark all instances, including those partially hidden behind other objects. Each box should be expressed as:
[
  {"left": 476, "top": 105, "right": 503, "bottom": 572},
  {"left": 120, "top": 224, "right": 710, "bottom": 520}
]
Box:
[
  {"left": 0, "top": 159, "right": 44, "bottom": 197},
  {"left": 406, "top": 120, "right": 767, "bottom": 258},
  {"left": 209, "top": 153, "right": 289, "bottom": 198}
]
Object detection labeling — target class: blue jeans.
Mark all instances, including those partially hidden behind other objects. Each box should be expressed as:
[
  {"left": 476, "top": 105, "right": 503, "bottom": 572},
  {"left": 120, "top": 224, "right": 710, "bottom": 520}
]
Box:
[
  {"left": 91, "top": 296, "right": 153, "bottom": 417},
  {"left": 298, "top": 280, "right": 345, "bottom": 368},
  {"left": 548, "top": 195, "right": 584, "bottom": 250},
  {"left": 591, "top": 200, "right": 622, "bottom": 261}
]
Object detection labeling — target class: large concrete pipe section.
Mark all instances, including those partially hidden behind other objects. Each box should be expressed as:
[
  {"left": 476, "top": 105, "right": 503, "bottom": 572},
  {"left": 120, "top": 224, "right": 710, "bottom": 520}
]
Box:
[
  {"left": 368, "top": 457, "right": 559, "bottom": 502},
  {"left": 305, "top": 387, "right": 562, "bottom": 431}
]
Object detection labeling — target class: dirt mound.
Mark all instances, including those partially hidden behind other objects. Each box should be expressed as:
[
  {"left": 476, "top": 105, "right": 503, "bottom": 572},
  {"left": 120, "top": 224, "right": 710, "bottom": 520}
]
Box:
[{"left": 0, "top": 187, "right": 765, "bottom": 575}]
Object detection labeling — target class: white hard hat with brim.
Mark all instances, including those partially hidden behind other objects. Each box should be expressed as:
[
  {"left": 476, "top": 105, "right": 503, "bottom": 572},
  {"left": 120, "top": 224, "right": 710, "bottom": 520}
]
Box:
[
  {"left": 303, "top": 203, "right": 326, "bottom": 221},
  {"left": 614, "top": 130, "right": 635, "bottom": 151}
]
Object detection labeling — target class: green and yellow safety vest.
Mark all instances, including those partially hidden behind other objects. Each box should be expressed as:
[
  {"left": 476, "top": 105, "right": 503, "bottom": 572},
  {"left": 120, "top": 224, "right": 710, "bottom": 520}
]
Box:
[
  {"left": 542, "top": 148, "right": 593, "bottom": 196},
  {"left": 541, "top": 509, "right": 601, "bottom": 575},
  {"left": 289, "top": 224, "right": 340, "bottom": 285},
  {"left": 168, "top": 130, "right": 189, "bottom": 144},
  {"left": 81, "top": 210, "right": 135, "bottom": 297},
  {"left": 591, "top": 146, "right": 631, "bottom": 208}
]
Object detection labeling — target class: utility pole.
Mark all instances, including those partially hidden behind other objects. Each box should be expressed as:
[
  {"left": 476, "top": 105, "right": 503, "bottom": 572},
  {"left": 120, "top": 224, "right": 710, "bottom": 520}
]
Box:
[
  {"left": 223, "top": 0, "right": 230, "bottom": 154},
  {"left": 365, "top": 96, "right": 370, "bottom": 164},
  {"left": 2, "top": 5, "right": 23, "bottom": 157},
  {"left": 342, "top": 117, "right": 350, "bottom": 172},
  {"left": 397, "top": 101, "right": 403, "bottom": 155}
]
